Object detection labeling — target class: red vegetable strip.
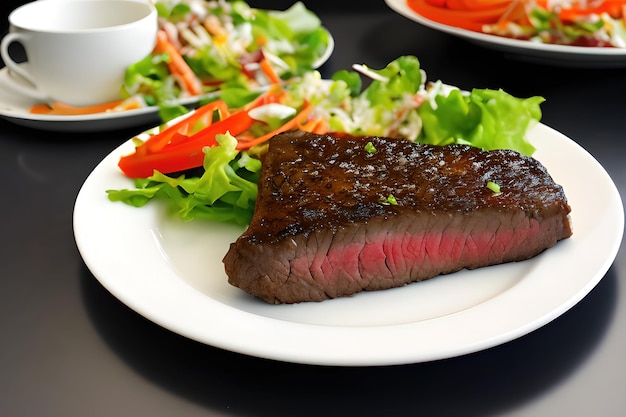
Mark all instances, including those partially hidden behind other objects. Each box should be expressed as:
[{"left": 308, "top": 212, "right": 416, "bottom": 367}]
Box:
[
  {"left": 163, "top": 101, "right": 231, "bottom": 148},
  {"left": 137, "top": 101, "right": 225, "bottom": 155},
  {"left": 159, "top": 87, "right": 288, "bottom": 153},
  {"left": 407, "top": 0, "right": 513, "bottom": 32},
  {"left": 425, "top": 0, "right": 446, "bottom": 7},
  {"left": 118, "top": 110, "right": 254, "bottom": 177},
  {"left": 154, "top": 30, "right": 203, "bottom": 96},
  {"left": 118, "top": 146, "right": 207, "bottom": 179},
  {"left": 123, "top": 128, "right": 240, "bottom": 177},
  {"left": 447, "top": 0, "right": 511, "bottom": 11},
  {"left": 118, "top": 86, "right": 298, "bottom": 178},
  {"left": 556, "top": 1, "right": 626, "bottom": 21},
  {"left": 162, "top": 110, "right": 255, "bottom": 152}
]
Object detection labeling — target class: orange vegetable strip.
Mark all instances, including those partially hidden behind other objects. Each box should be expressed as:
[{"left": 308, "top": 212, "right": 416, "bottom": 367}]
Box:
[
  {"left": 313, "top": 120, "right": 329, "bottom": 134},
  {"left": 154, "top": 30, "right": 203, "bottom": 96},
  {"left": 236, "top": 102, "right": 315, "bottom": 150},
  {"left": 256, "top": 35, "right": 267, "bottom": 46},
  {"left": 29, "top": 100, "right": 123, "bottom": 115},
  {"left": 557, "top": 1, "right": 626, "bottom": 21},
  {"left": 260, "top": 57, "right": 282, "bottom": 85},
  {"left": 243, "top": 85, "right": 287, "bottom": 110},
  {"left": 298, "top": 118, "right": 327, "bottom": 134}
]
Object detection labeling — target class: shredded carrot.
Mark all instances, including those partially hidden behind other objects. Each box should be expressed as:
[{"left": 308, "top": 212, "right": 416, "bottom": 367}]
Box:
[
  {"left": 236, "top": 102, "right": 315, "bottom": 150},
  {"left": 154, "top": 30, "right": 203, "bottom": 96},
  {"left": 495, "top": 0, "right": 530, "bottom": 29},
  {"left": 256, "top": 35, "right": 267, "bottom": 46},
  {"left": 298, "top": 118, "right": 328, "bottom": 134},
  {"left": 244, "top": 85, "right": 287, "bottom": 110},
  {"left": 259, "top": 57, "right": 282, "bottom": 85},
  {"left": 29, "top": 100, "right": 123, "bottom": 115}
]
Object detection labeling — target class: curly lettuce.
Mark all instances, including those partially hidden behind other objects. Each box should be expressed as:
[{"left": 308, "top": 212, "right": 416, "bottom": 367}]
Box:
[
  {"left": 418, "top": 87, "right": 543, "bottom": 156},
  {"left": 110, "top": 55, "right": 545, "bottom": 223},
  {"left": 107, "top": 133, "right": 260, "bottom": 225}
]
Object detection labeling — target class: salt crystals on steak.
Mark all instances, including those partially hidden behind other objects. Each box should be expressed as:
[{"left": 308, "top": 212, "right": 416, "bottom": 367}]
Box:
[{"left": 223, "top": 130, "right": 572, "bottom": 304}]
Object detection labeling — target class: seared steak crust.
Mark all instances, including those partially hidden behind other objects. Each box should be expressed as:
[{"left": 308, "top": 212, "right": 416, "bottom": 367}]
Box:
[{"left": 223, "top": 131, "right": 572, "bottom": 304}]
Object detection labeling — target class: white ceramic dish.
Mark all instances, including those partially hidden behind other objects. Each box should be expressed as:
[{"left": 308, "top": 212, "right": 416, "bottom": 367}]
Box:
[
  {"left": 385, "top": 0, "right": 626, "bottom": 67},
  {"left": 73, "top": 123, "right": 623, "bottom": 366},
  {"left": 0, "top": 34, "right": 334, "bottom": 132},
  {"left": 0, "top": 65, "right": 173, "bottom": 132}
]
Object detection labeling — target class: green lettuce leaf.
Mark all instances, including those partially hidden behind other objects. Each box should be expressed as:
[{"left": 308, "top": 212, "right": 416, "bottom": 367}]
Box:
[
  {"left": 106, "top": 133, "right": 260, "bottom": 225},
  {"left": 418, "top": 88, "right": 543, "bottom": 155},
  {"left": 362, "top": 55, "right": 422, "bottom": 109}
]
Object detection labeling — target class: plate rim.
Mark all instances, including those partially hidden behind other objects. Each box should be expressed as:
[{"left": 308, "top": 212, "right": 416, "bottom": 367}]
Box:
[{"left": 73, "top": 123, "right": 624, "bottom": 366}]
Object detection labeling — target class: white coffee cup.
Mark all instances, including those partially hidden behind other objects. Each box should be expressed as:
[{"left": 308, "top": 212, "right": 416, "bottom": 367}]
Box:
[{"left": 1, "top": 0, "right": 157, "bottom": 106}]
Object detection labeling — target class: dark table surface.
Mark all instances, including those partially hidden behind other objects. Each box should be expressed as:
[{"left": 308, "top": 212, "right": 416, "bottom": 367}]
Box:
[{"left": 1, "top": 1, "right": 625, "bottom": 416}]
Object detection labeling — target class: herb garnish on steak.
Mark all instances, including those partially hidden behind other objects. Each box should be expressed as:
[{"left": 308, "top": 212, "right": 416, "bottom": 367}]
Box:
[{"left": 223, "top": 131, "right": 573, "bottom": 304}]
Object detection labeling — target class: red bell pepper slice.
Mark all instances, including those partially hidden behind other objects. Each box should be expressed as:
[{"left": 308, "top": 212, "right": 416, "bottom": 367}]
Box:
[
  {"left": 118, "top": 108, "right": 255, "bottom": 178},
  {"left": 117, "top": 85, "right": 318, "bottom": 178}
]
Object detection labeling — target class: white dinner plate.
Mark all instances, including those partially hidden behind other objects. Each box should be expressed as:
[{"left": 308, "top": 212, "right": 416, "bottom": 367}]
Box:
[
  {"left": 0, "top": 34, "right": 334, "bottom": 132},
  {"left": 385, "top": 0, "right": 626, "bottom": 67},
  {"left": 73, "top": 123, "right": 623, "bottom": 366}
]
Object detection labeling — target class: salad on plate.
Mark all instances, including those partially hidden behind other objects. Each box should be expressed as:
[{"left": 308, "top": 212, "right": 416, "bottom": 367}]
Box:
[
  {"left": 30, "top": 0, "right": 332, "bottom": 121},
  {"left": 406, "top": 0, "right": 626, "bottom": 47},
  {"left": 107, "top": 55, "right": 544, "bottom": 226}
]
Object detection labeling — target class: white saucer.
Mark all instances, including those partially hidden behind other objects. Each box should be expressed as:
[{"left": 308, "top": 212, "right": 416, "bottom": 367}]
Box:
[{"left": 0, "top": 65, "right": 177, "bottom": 133}]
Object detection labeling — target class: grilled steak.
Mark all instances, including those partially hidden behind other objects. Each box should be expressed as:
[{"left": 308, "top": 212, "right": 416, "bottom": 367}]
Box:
[{"left": 223, "top": 130, "right": 572, "bottom": 304}]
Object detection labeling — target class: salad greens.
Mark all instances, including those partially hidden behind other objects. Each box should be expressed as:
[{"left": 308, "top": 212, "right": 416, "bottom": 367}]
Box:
[
  {"left": 482, "top": 0, "right": 626, "bottom": 47},
  {"left": 418, "top": 86, "right": 543, "bottom": 156},
  {"left": 108, "top": 55, "right": 544, "bottom": 224},
  {"left": 121, "top": 0, "right": 331, "bottom": 121},
  {"left": 288, "top": 55, "right": 542, "bottom": 154},
  {"left": 108, "top": 133, "right": 261, "bottom": 225},
  {"left": 407, "top": 0, "right": 626, "bottom": 48}
]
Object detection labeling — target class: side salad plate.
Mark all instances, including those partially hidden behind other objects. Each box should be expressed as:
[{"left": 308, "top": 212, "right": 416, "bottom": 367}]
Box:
[
  {"left": 0, "top": 38, "right": 333, "bottom": 132},
  {"left": 385, "top": 0, "right": 626, "bottom": 67},
  {"left": 73, "top": 123, "right": 624, "bottom": 366}
]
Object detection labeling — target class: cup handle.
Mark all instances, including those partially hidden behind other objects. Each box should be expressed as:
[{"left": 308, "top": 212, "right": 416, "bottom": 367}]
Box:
[{"left": 1, "top": 32, "right": 49, "bottom": 102}]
